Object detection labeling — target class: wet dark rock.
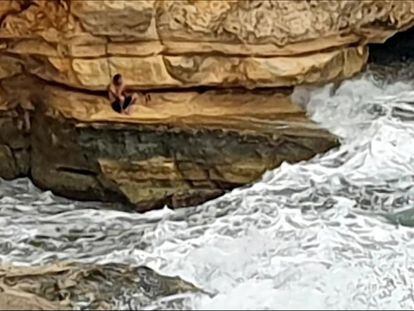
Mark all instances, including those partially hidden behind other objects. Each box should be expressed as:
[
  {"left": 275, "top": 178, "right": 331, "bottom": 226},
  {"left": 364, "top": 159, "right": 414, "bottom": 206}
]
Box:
[{"left": 0, "top": 262, "right": 208, "bottom": 310}]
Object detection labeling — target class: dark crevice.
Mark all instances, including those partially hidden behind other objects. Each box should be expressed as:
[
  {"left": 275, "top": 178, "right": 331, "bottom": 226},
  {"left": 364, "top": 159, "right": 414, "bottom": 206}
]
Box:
[
  {"left": 30, "top": 74, "right": 106, "bottom": 97},
  {"left": 55, "top": 166, "right": 98, "bottom": 177},
  {"left": 368, "top": 26, "right": 414, "bottom": 64},
  {"left": 29, "top": 73, "right": 292, "bottom": 96}
]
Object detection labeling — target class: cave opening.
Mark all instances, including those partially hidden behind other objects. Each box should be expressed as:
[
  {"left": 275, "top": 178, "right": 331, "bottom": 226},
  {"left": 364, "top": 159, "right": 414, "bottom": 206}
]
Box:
[{"left": 368, "top": 25, "right": 414, "bottom": 64}]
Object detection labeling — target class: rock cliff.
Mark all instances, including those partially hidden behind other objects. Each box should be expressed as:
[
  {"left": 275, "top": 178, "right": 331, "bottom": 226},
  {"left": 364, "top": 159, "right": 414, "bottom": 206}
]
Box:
[{"left": 0, "top": 0, "right": 413, "bottom": 211}]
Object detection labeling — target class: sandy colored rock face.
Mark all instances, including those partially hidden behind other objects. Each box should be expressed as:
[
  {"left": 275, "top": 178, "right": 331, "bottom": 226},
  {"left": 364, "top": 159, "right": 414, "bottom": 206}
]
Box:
[
  {"left": 0, "top": 1, "right": 413, "bottom": 209},
  {"left": 18, "top": 46, "right": 367, "bottom": 90},
  {"left": 0, "top": 1, "right": 413, "bottom": 90},
  {"left": 20, "top": 79, "right": 336, "bottom": 211},
  {"left": 2, "top": 1, "right": 414, "bottom": 54},
  {"left": 0, "top": 74, "right": 337, "bottom": 210}
]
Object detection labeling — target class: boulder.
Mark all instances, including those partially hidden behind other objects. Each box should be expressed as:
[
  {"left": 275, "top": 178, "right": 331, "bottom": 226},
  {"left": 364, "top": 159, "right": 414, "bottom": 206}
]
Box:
[{"left": 0, "top": 262, "right": 204, "bottom": 310}]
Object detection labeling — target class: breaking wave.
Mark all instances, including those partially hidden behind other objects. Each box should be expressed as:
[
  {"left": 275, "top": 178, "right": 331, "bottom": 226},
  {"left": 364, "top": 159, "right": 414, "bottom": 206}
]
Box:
[{"left": 1, "top": 63, "right": 414, "bottom": 309}]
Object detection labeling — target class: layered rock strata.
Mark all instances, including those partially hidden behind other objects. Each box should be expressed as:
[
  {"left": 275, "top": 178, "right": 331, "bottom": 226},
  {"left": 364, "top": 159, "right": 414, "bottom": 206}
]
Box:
[
  {"left": 0, "top": 0, "right": 413, "bottom": 210},
  {"left": 0, "top": 75, "right": 338, "bottom": 210}
]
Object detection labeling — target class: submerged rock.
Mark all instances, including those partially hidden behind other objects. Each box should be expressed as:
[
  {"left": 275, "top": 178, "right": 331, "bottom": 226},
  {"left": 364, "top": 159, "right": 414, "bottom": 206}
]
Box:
[
  {"left": 0, "top": 262, "right": 206, "bottom": 310},
  {"left": 0, "top": 292, "right": 62, "bottom": 310}
]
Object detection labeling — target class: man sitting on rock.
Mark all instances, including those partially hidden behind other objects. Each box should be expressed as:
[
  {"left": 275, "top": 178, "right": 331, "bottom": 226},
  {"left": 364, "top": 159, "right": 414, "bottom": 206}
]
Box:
[{"left": 107, "top": 73, "right": 149, "bottom": 115}]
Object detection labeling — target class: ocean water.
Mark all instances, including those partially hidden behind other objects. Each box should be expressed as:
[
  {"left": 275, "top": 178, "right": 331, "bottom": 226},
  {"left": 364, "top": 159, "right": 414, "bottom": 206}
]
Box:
[{"left": 1, "top": 63, "right": 414, "bottom": 309}]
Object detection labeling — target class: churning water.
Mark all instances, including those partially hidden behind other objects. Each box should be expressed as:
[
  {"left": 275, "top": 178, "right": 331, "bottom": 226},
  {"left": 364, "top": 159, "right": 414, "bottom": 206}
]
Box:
[{"left": 2, "top": 63, "right": 414, "bottom": 309}]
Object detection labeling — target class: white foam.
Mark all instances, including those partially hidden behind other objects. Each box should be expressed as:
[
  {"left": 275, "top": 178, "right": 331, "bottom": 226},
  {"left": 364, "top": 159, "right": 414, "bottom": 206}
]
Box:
[{"left": 1, "top": 64, "right": 414, "bottom": 309}]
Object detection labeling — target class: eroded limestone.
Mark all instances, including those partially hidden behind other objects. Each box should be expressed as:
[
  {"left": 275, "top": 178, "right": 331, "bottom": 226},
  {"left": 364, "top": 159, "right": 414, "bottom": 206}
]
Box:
[
  {"left": 0, "top": 0, "right": 412, "bottom": 210},
  {"left": 24, "top": 81, "right": 337, "bottom": 211}
]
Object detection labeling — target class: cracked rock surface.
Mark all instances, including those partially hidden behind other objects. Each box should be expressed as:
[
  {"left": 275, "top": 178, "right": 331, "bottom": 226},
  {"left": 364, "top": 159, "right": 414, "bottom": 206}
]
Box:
[
  {"left": 0, "top": 262, "right": 204, "bottom": 310},
  {"left": 0, "top": 0, "right": 413, "bottom": 210}
]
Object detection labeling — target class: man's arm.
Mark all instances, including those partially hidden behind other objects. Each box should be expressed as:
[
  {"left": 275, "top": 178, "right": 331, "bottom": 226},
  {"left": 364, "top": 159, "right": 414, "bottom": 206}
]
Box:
[
  {"left": 107, "top": 84, "right": 117, "bottom": 103},
  {"left": 108, "top": 85, "right": 125, "bottom": 102},
  {"left": 116, "top": 84, "right": 126, "bottom": 99},
  {"left": 108, "top": 86, "right": 116, "bottom": 102}
]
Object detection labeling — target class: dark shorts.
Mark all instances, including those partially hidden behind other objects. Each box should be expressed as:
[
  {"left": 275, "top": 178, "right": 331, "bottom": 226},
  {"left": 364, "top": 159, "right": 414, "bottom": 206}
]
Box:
[{"left": 112, "top": 95, "right": 133, "bottom": 113}]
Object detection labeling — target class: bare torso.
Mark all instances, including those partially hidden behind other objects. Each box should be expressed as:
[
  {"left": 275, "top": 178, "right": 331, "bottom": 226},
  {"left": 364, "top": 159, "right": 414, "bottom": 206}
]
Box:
[
  {"left": 108, "top": 81, "right": 149, "bottom": 114},
  {"left": 107, "top": 83, "right": 126, "bottom": 103}
]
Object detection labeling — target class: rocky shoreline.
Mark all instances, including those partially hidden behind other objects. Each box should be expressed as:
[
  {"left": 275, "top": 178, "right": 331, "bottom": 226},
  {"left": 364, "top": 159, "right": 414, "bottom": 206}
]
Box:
[
  {"left": 1, "top": 1, "right": 413, "bottom": 211},
  {"left": 1, "top": 1, "right": 414, "bottom": 310},
  {"left": 0, "top": 75, "right": 338, "bottom": 211},
  {"left": 0, "top": 262, "right": 206, "bottom": 310}
]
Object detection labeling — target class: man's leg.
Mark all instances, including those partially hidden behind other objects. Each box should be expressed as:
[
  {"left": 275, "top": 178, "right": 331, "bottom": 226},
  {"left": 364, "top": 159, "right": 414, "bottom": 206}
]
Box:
[
  {"left": 124, "top": 95, "right": 136, "bottom": 115},
  {"left": 125, "top": 104, "right": 135, "bottom": 115},
  {"left": 132, "top": 92, "right": 151, "bottom": 105},
  {"left": 131, "top": 92, "right": 139, "bottom": 104}
]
